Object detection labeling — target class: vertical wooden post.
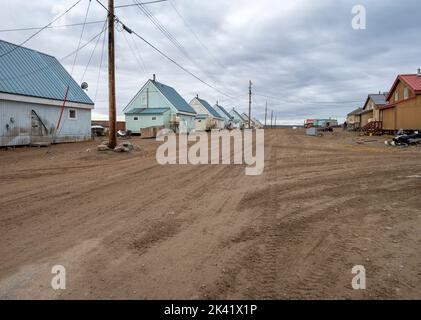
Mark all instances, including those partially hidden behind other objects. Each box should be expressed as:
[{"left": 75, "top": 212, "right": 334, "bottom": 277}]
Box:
[
  {"left": 248, "top": 80, "right": 252, "bottom": 129},
  {"left": 264, "top": 101, "right": 267, "bottom": 128},
  {"left": 271, "top": 110, "right": 273, "bottom": 129},
  {"left": 108, "top": 0, "right": 117, "bottom": 149}
]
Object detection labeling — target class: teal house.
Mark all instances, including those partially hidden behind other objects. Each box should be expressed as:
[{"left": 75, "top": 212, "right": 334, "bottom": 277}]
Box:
[
  {"left": 230, "top": 108, "right": 247, "bottom": 129},
  {"left": 214, "top": 102, "right": 233, "bottom": 129},
  {"left": 124, "top": 76, "right": 197, "bottom": 134}
]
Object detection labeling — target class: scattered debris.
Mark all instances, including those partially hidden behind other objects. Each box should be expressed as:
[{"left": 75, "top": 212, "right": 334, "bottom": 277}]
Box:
[
  {"left": 97, "top": 145, "right": 110, "bottom": 152},
  {"left": 114, "top": 146, "right": 129, "bottom": 153},
  {"left": 356, "top": 138, "right": 377, "bottom": 144},
  {"left": 121, "top": 142, "right": 134, "bottom": 152}
]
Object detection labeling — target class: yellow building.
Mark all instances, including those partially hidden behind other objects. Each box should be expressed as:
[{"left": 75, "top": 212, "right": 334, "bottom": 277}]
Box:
[{"left": 380, "top": 72, "right": 421, "bottom": 132}]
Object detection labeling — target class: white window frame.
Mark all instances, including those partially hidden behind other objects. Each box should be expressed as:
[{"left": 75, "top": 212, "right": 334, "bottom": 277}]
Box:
[
  {"left": 134, "top": 116, "right": 139, "bottom": 121},
  {"left": 151, "top": 116, "right": 157, "bottom": 121},
  {"left": 394, "top": 91, "right": 399, "bottom": 102},
  {"left": 68, "top": 109, "right": 77, "bottom": 120}
]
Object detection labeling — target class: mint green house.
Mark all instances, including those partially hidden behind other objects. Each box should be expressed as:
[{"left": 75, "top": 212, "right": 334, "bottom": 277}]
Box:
[{"left": 124, "top": 77, "right": 197, "bottom": 134}]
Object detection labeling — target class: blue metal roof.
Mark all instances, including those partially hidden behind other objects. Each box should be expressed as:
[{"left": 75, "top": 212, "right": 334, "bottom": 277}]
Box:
[
  {"left": 125, "top": 107, "right": 170, "bottom": 115},
  {"left": 230, "top": 109, "right": 246, "bottom": 121},
  {"left": 140, "top": 108, "right": 170, "bottom": 115},
  {"left": 0, "top": 40, "right": 94, "bottom": 105},
  {"left": 153, "top": 80, "right": 196, "bottom": 115},
  {"left": 125, "top": 108, "right": 145, "bottom": 115},
  {"left": 196, "top": 97, "right": 222, "bottom": 119},
  {"left": 195, "top": 114, "right": 208, "bottom": 120},
  {"left": 214, "top": 104, "right": 232, "bottom": 120}
]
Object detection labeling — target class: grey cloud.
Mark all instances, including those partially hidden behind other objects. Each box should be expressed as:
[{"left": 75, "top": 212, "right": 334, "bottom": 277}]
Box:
[{"left": 1, "top": 0, "right": 420, "bottom": 124}]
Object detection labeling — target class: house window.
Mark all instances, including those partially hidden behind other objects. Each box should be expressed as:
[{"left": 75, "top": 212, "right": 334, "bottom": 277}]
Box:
[
  {"left": 68, "top": 109, "right": 77, "bottom": 120},
  {"left": 404, "top": 87, "right": 409, "bottom": 100},
  {"left": 394, "top": 91, "right": 399, "bottom": 102},
  {"left": 152, "top": 117, "right": 157, "bottom": 121},
  {"left": 141, "top": 95, "right": 147, "bottom": 105},
  {"left": 134, "top": 117, "right": 139, "bottom": 121}
]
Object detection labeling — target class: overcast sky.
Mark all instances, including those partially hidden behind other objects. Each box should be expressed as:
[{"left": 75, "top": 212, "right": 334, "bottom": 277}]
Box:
[{"left": 1, "top": 0, "right": 420, "bottom": 124}]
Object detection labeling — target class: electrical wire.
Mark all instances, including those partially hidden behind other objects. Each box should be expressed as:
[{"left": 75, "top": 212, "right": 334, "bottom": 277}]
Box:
[
  {"left": 80, "top": 19, "right": 108, "bottom": 83},
  {"left": 71, "top": 0, "right": 92, "bottom": 76},
  {"left": 57, "top": 0, "right": 95, "bottom": 137},
  {"left": 131, "top": 0, "right": 193, "bottom": 64},
  {"left": 94, "top": 26, "right": 108, "bottom": 103},
  {"left": 168, "top": 0, "right": 224, "bottom": 69},
  {"left": 253, "top": 93, "right": 363, "bottom": 105},
  {"left": 120, "top": 27, "right": 145, "bottom": 74},
  {"left": 0, "top": 20, "right": 105, "bottom": 33},
  {"left": 95, "top": 0, "right": 237, "bottom": 100},
  {"left": 0, "top": 27, "right": 108, "bottom": 82},
  {"left": 130, "top": 33, "right": 147, "bottom": 73},
  {"left": 115, "top": 0, "right": 168, "bottom": 8},
  {"left": 0, "top": 0, "right": 83, "bottom": 59},
  {"left": 131, "top": 29, "right": 235, "bottom": 99}
]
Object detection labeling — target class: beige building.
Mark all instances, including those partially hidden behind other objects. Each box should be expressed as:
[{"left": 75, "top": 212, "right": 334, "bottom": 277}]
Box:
[{"left": 359, "top": 93, "right": 387, "bottom": 127}]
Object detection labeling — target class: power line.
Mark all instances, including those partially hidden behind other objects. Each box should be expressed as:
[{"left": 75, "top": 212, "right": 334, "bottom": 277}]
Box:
[
  {"left": 0, "top": 20, "right": 105, "bottom": 33},
  {"left": 0, "top": 26, "right": 108, "bottom": 82},
  {"left": 168, "top": 0, "right": 224, "bottom": 69},
  {"left": 115, "top": 0, "right": 168, "bottom": 8},
  {"left": 120, "top": 27, "right": 145, "bottom": 74},
  {"left": 130, "top": 33, "right": 147, "bottom": 73},
  {"left": 71, "top": 0, "right": 92, "bottom": 76},
  {"left": 253, "top": 93, "right": 363, "bottom": 105},
  {"left": 95, "top": 0, "right": 236, "bottom": 99},
  {"left": 94, "top": 25, "right": 108, "bottom": 103},
  {"left": 131, "top": 29, "right": 235, "bottom": 99},
  {"left": 131, "top": 0, "right": 226, "bottom": 88},
  {"left": 131, "top": 0, "right": 195, "bottom": 67},
  {"left": 0, "top": 0, "right": 83, "bottom": 59},
  {"left": 81, "top": 19, "right": 108, "bottom": 83}
]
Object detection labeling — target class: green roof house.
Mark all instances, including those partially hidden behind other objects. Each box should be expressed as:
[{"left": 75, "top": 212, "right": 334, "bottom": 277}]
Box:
[{"left": 124, "top": 75, "right": 196, "bottom": 134}]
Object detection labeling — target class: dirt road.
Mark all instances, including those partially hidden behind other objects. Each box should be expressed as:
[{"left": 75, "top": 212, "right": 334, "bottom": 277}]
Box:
[{"left": 0, "top": 129, "right": 420, "bottom": 299}]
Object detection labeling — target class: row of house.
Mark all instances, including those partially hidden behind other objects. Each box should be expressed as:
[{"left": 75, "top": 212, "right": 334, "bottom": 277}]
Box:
[
  {"left": 123, "top": 75, "right": 263, "bottom": 135},
  {"left": 347, "top": 70, "right": 421, "bottom": 133},
  {"left": 0, "top": 40, "right": 262, "bottom": 147}
]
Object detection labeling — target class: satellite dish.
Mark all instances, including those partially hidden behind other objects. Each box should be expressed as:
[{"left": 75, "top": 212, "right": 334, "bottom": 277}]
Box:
[{"left": 81, "top": 82, "right": 89, "bottom": 91}]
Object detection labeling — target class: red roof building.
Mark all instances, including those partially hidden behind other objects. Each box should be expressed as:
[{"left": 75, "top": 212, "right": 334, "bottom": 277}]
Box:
[{"left": 380, "top": 70, "right": 421, "bottom": 131}]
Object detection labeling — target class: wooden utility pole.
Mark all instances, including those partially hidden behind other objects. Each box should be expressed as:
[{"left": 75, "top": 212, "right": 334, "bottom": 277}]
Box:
[
  {"left": 108, "top": 0, "right": 117, "bottom": 149},
  {"left": 264, "top": 101, "right": 268, "bottom": 127},
  {"left": 248, "top": 80, "right": 252, "bottom": 129},
  {"left": 271, "top": 110, "right": 273, "bottom": 129}
]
